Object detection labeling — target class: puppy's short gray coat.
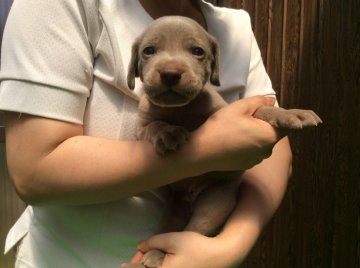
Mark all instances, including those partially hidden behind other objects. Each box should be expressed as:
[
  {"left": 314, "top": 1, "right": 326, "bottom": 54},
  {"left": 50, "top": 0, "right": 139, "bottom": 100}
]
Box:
[{"left": 122, "top": 16, "right": 321, "bottom": 268}]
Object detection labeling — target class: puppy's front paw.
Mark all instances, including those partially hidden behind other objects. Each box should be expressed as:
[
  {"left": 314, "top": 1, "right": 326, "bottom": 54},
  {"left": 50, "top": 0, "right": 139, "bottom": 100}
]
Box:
[
  {"left": 153, "top": 125, "right": 189, "bottom": 155},
  {"left": 254, "top": 106, "right": 322, "bottom": 130},
  {"left": 274, "top": 109, "right": 323, "bottom": 129},
  {"left": 141, "top": 249, "right": 165, "bottom": 268}
]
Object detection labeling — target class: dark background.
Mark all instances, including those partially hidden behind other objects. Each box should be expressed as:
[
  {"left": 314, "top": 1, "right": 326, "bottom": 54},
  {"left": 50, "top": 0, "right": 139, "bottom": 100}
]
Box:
[{"left": 1, "top": 0, "right": 359, "bottom": 267}]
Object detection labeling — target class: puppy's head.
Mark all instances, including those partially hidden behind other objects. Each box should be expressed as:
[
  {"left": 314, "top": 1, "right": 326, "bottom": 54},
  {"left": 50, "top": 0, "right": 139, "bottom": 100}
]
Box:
[{"left": 127, "top": 16, "right": 220, "bottom": 107}]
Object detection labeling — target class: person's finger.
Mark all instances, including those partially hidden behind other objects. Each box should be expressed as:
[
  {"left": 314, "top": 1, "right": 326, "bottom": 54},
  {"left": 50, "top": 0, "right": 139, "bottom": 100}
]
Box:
[
  {"left": 130, "top": 250, "right": 144, "bottom": 264},
  {"left": 241, "top": 96, "right": 276, "bottom": 115}
]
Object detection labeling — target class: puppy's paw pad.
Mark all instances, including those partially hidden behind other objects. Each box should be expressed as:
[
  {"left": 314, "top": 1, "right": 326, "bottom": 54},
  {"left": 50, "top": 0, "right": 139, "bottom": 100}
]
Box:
[
  {"left": 153, "top": 125, "right": 189, "bottom": 154},
  {"left": 142, "top": 249, "right": 165, "bottom": 268}
]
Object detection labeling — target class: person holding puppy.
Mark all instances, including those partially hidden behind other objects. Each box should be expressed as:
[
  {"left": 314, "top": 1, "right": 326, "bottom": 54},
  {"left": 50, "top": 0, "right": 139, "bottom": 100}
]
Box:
[{"left": 0, "top": 0, "right": 292, "bottom": 267}]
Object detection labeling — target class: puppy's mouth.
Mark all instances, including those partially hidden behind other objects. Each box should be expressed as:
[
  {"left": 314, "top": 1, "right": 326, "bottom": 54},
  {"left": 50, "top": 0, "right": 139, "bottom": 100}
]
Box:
[{"left": 148, "top": 90, "right": 193, "bottom": 107}]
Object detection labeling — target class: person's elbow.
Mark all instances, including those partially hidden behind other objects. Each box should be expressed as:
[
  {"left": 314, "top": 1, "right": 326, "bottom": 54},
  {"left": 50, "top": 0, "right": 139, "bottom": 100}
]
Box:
[{"left": 8, "top": 164, "right": 46, "bottom": 206}]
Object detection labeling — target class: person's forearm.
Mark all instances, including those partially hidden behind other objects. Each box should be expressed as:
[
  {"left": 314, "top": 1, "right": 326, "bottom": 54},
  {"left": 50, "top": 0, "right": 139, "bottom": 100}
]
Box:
[
  {"left": 6, "top": 118, "right": 261, "bottom": 206},
  {"left": 5, "top": 97, "right": 278, "bottom": 206},
  {"left": 27, "top": 136, "right": 205, "bottom": 206},
  {"left": 31, "top": 126, "right": 276, "bottom": 207},
  {"left": 5, "top": 114, "right": 206, "bottom": 206},
  {"left": 216, "top": 137, "right": 292, "bottom": 265}
]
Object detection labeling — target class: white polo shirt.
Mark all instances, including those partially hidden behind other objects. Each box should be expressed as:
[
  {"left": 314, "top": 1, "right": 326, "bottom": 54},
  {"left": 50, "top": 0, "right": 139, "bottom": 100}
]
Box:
[{"left": 0, "top": 0, "right": 276, "bottom": 267}]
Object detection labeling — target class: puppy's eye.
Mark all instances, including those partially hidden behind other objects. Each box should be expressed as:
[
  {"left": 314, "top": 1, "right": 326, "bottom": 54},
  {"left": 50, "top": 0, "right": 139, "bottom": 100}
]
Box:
[
  {"left": 143, "top": 46, "right": 156, "bottom": 56},
  {"left": 191, "top": 47, "right": 205, "bottom": 57}
]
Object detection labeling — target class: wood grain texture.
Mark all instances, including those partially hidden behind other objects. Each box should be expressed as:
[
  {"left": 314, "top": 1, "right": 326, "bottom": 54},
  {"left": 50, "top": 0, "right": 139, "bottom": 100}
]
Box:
[
  {"left": 216, "top": 0, "right": 360, "bottom": 267},
  {"left": 254, "top": 0, "right": 270, "bottom": 67},
  {"left": 266, "top": 0, "right": 285, "bottom": 94}
]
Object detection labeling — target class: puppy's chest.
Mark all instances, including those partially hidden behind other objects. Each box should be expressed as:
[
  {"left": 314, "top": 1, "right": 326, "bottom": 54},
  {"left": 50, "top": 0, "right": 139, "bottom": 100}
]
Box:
[{"left": 148, "top": 107, "right": 212, "bottom": 131}]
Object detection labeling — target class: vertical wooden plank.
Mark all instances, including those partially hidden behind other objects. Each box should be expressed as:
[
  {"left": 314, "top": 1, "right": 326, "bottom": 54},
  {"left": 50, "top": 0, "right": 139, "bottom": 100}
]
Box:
[
  {"left": 288, "top": 0, "right": 359, "bottom": 267},
  {"left": 242, "top": 0, "right": 256, "bottom": 29},
  {"left": 284, "top": 1, "right": 341, "bottom": 266},
  {"left": 293, "top": 1, "right": 333, "bottom": 268},
  {"left": 280, "top": 0, "right": 302, "bottom": 107},
  {"left": 266, "top": 0, "right": 284, "bottom": 96},
  {"left": 278, "top": 7, "right": 303, "bottom": 265},
  {"left": 318, "top": 0, "right": 360, "bottom": 267},
  {"left": 0, "top": 126, "right": 4, "bottom": 143},
  {"left": 254, "top": 0, "right": 270, "bottom": 67},
  {"left": 206, "top": 0, "right": 219, "bottom": 6},
  {"left": 245, "top": 0, "right": 306, "bottom": 267},
  {"left": 217, "top": 0, "right": 244, "bottom": 9}
]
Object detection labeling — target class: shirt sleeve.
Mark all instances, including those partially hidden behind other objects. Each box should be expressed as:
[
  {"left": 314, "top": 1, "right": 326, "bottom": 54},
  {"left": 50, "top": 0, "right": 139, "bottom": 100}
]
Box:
[
  {"left": 243, "top": 31, "right": 277, "bottom": 100},
  {"left": 0, "top": 0, "right": 94, "bottom": 124}
]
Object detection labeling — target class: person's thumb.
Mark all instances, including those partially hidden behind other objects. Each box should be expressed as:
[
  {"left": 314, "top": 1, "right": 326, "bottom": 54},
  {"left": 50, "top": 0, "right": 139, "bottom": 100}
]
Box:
[
  {"left": 243, "top": 95, "right": 276, "bottom": 115},
  {"left": 138, "top": 233, "right": 178, "bottom": 253}
]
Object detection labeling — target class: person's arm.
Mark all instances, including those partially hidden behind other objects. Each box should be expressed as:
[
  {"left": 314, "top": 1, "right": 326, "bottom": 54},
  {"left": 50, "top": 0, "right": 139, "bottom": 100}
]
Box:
[
  {"left": 5, "top": 96, "right": 278, "bottom": 206},
  {"left": 216, "top": 137, "right": 291, "bottom": 265},
  {"left": 132, "top": 137, "right": 291, "bottom": 268}
]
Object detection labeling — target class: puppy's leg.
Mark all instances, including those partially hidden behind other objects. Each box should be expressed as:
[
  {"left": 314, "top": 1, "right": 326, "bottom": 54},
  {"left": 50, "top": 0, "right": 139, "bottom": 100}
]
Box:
[
  {"left": 122, "top": 192, "right": 190, "bottom": 268},
  {"left": 254, "top": 106, "right": 322, "bottom": 129},
  {"left": 139, "top": 250, "right": 166, "bottom": 268},
  {"left": 138, "top": 121, "right": 189, "bottom": 155},
  {"left": 129, "top": 182, "right": 237, "bottom": 268},
  {"left": 184, "top": 179, "right": 240, "bottom": 236},
  {"left": 157, "top": 192, "right": 191, "bottom": 233}
]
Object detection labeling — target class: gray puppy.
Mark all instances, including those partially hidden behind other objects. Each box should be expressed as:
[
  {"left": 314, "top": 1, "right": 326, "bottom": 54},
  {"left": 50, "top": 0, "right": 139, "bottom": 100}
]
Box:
[{"left": 122, "top": 16, "right": 322, "bottom": 268}]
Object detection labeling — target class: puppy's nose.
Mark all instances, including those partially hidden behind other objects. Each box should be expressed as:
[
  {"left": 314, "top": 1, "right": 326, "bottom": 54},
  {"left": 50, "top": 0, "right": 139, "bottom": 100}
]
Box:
[{"left": 160, "top": 69, "right": 182, "bottom": 86}]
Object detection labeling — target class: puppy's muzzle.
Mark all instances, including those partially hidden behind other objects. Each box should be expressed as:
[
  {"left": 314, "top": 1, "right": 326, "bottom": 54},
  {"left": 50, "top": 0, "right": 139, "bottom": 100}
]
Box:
[{"left": 160, "top": 69, "right": 182, "bottom": 87}]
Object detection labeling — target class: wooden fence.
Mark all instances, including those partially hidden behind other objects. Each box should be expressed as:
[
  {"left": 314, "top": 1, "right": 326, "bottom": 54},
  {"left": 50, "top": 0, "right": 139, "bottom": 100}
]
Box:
[
  {"left": 1, "top": 0, "right": 359, "bottom": 267},
  {"left": 219, "top": 1, "right": 359, "bottom": 268}
]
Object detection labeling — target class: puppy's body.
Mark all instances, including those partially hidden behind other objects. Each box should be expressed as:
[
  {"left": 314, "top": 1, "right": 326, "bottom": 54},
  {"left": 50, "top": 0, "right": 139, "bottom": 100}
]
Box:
[
  {"left": 122, "top": 16, "right": 322, "bottom": 268},
  {"left": 138, "top": 82, "right": 240, "bottom": 235}
]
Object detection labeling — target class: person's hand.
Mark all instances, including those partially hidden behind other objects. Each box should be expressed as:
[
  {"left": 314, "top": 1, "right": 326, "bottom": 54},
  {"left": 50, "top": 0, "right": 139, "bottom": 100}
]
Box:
[
  {"left": 129, "top": 231, "right": 242, "bottom": 268},
  {"left": 189, "top": 95, "right": 281, "bottom": 172}
]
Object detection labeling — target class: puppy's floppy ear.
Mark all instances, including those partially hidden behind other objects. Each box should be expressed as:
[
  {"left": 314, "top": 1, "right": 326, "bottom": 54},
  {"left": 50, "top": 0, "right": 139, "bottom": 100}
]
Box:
[
  {"left": 127, "top": 39, "right": 141, "bottom": 90},
  {"left": 209, "top": 35, "right": 221, "bottom": 86}
]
